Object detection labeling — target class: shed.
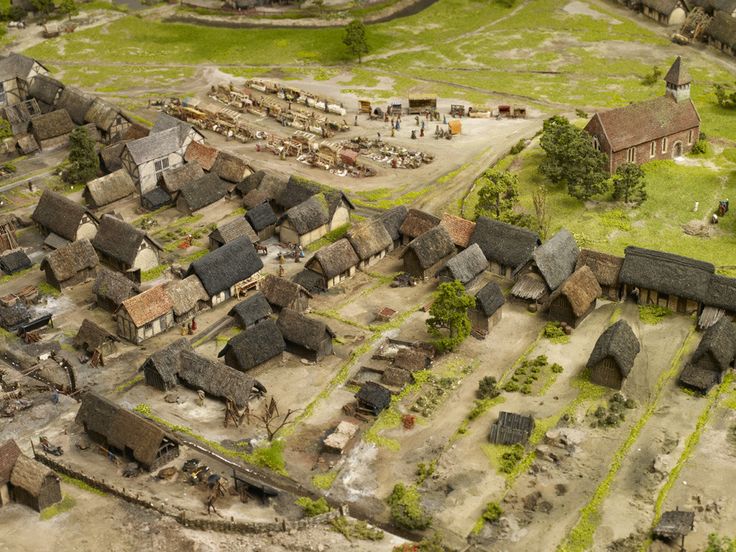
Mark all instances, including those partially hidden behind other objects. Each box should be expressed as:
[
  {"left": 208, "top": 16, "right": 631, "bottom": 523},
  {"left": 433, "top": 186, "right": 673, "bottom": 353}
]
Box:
[
  {"left": 73, "top": 318, "right": 118, "bottom": 359},
  {"left": 83, "top": 170, "right": 136, "bottom": 209},
  {"left": 292, "top": 268, "right": 327, "bottom": 295},
  {"left": 436, "top": 242, "right": 488, "bottom": 286},
  {"left": 548, "top": 266, "right": 601, "bottom": 328},
  {"left": 440, "top": 213, "right": 476, "bottom": 249},
  {"left": 32, "top": 189, "right": 98, "bottom": 242},
  {"left": 347, "top": 219, "right": 394, "bottom": 268},
  {"left": 245, "top": 202, "right": 278, "bottom": 241},
  {"left": 161, "top": 162, "right": 204, "bottom": 196},
  {"left": 75, "top": 392, "right": 180, "bottom": 471},
  {"left": 228, "top": 291, "right": 272, "bottom": 329},
  {"left": 323, "top": 421, "right": 359, "bottom": 454},
  {"left": 211, "top": 150, "right": 252, "bottom": 183},
  {"left": 28, "top": 74, "right": 63, "bottom": 110},
  {"left": 92, "top": 267, "right": 140, "bottom": 312},
  {"left": 165, "top": 275, "right": 209, "bottom": 324},
  {"left": 394, "top": 347, "right": 431, "bottom": 372},
  {"left": 679, "top": 318, "right": 736, "bottom": 393},
  {"left": 178, "top": 350, "right": 261, "bottom": 408},
  {"left": 470, "top": 281, "right": 505, "bottom": 334},
  {"left": 91, "top": 214, "right": 161, "bottom": 273},
  {"left": 653, "top": 510, "right": 694, "bottom": 547},
  {"left": 208, "top": 217, "right": 258, "bottom": 250},
  {"left": 377, "top": 205, "right": 408, "bottom": 248},
  {"left": 531, "top": 229, "right": 580, "bottom": 292},
  {"left": 700, "top": 274, "right": 736, "bottom": 330},
  {"left": 277, "top": 308, "right": 335, "bottom": 361},
  {"left": 176, "top": 173, "right": 230, "bottom": 214},
  {"left": 55, "top": 87, "right": 94, "bottom": 125},
  {"left": 402, "top": 225, "right": 455, "bottom": 279},
  {"left": 0, "top": 439, "right": 22, "bottom": 507},
  {"left": 140, "top": 187, "right": 173, "bottom": 211},
  {"left": 9, "top": 454, "right": 61, "bottom": 512},
  {"left": 575, "top": 249, "right": 623, "bottom": 301},
  {"left": 218, "top": 318, "right": 285, "bottom": 372},
  {"left": 587, "top": 320, "right": 640, "bottom": 390},
  {"left": 399, "top": 208, "right": 440, "bottom": 245},
  {"left": 184, "top": 141, "right": 219, "bottom": 171},
  {"left": 116, "top": 285, "right": 175, "bottom": 344},
  {"left": 29, "top": 109, "right": 75, "bottom": 150},
  {"left": 0, "top": 249, "right": 32, "bottom": 275},
  {"left": 84, "top": 98, "right": 131, "bottom": 143},
  {"left": 469, "top": 217, "right": 541, "bottom": 278},
  {"left": 141, "top": 338, "right": 192, "bottom": 391},
  {"left": 40, "top": 239, "right": 99, "bottom": 290},
  {"left": 186, "top": 237, "right": 263, "bottom": 306},
  {"left": 382, "top": 366, "right": 413, "bottom": 387},
  {"left": 304, "top": 238, "right": 360, "bottom": 289},
  {"left": 355, "top": 382, "right": 391, "bottom": 415},
  {"left": 0, "top": 302, "right": 30, "bottom": 332},
  {"left": 259, "top": 274, "right": 311, "bottom": 312},
  {"left": 489, "top": 411, "right": 534, "bottom": 445}
]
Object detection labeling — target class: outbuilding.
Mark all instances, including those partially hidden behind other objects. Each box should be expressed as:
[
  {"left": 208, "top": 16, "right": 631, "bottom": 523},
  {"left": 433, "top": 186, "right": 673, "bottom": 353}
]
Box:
[
  {"left": 178, "top": 350, "right": 262, "bottom": 408},
  {"left": 116, "top": 285, "right": 175, "bottom": 344},
  {"left": 547, "top": 266, "right": 601, "bottom": 328},
  {"left": 92, "top": 267, "right": 140, "bottom": 312},
  {"left": 679, "top": 318, "right": 736, "bottom": 393},
  {"left": 83, "top": 170, "right": 136, "bottom": 209},
  {"left": 141, "top": 338, "right": 193, "bottom": 391},
  {"left": 73, "top": 318, "right": 119, "bottom": 361},
  {"left": 32, "top": 189, "right": 99, "bottom": 244},
  {"left": 377, "top": 205, "right": 408, "bottom": 249},
  {"left": 399, "top": 208, "right": 440, "bottom": 245},
  {"left": 160, "top": 161, "right": 204, "bottom": 197},
  {"left": 277, "top": 307, "right": 335, "bottom": 361},
  {"left": 40, "top": 239, "right": 99, "bottom": 290},
  {"left": 211, "top": 150, "right": 252, "bottom": 183},
  {"left": 489, "top": 411, "right": 534, "bottom": 445},
  {"left": 401, "top": 225, "right": 455, "bottom": 279},
  {"left": 259, "top": 274, "right": 311, "bottom": 312},
  {"left": 708, "top": 12, "right": 736, "bottom": 57},
  {"left": 347, "top": 219, "right": 394, "bottom": 269},
  {"left": 29, "top": 109, "right": 75, "bottom": 150},
  {"left": 0, "top": 249, "right": 32, "bottom": 275},
  {"left": 218, "top": 318, "right": 285, "bottom": 372},
  {"left": 8, "top": 454, "right": 62, "bottom": 513},
  {"left": 468, "top": 217, "right": 540, "bottom": 279},
  {"left": 245, "top": 202, "right": 278, "bottom": 241},
  {"left": 641, "top": 0, "right": 687, "bottom": 25},
  {"left": 470, "top": 281, "right": 505, "bottom": 334},
  {"left": 587, "top": 320, "right": 641, "bottom": 390},
  {"left": 176, "top": 173, "right": 230, "bottom": 215},
  {"left": 575, "top": 249, "right": 623, "bottom": 302},
  {"left": 304, "top": 238, "right": 360, "bottom": 289},
  {"left": 355, "top": 382, "right": 391, "bottom": 415},
  {"left": 227, "top": 291, "right": 273, "bottom": 329},
  {"left": 208, "top": 217, "right": 258, "bottom": 250},
  {"left": 436, "top": 242, "right": 488, "bottom": 286}
]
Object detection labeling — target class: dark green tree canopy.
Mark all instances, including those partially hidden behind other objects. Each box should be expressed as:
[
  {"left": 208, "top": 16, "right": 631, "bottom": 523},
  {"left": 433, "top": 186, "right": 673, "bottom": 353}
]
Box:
[
  {"left": 343, "top": 19, "right": 369, "bottom": 63},
  {"left": 426, "top": 280, "right": 475, "bottom": 353},
  {"left": 474, "top": 168, "right": 520, "bottom": 222},
  {"left": 63, "top": 127, "right": 99, "bottom": 186},
  {"left": 612, "top": 162, "right": 647, "bottom": 205}
]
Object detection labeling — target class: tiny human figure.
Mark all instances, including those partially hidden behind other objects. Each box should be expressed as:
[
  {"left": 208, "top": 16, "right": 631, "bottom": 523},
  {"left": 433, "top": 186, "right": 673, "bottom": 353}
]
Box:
[
  {"left": 377, "top": 132, "right": 381, "bottom": 140},
  {"left": 278, "top": 265, "right": 285, "bottom": 277},
  {"left": 415, "top": 115, "right": 419, "bottom": 126},
  {"left": 395, "top": 121, "right": 400, "bottom": 131},
  {"left": 294, "top": 249, "right": 300, "bottom": 263},
  {"left": 191, "top": 318, "right": 197, "bottom": 332},
  {"left": 299, "top": 245, "right": 304, "bottom": 258},
  {"left": 420, "top": 127, "right": 424, "bottom": 138},
  {"left": 391, "top": 127, "right": 395, "bottom": 138},
  {"left": 411, "top": 130, "right": 417, "bottom": 139},
  {"left": 197, "top": 390, "right": 205, "bottom": 406},
  {"left": 354, "top": 115, "right": 358, "bottom": 126}
]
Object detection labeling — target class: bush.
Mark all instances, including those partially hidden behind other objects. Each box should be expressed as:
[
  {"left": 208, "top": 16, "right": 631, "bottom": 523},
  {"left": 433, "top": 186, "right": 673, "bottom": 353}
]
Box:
[
  {"left": 416, "top": 460, "right": 436, "bottom": 484},
  {"left": 482, "top": 502, "right": 503, "bottom": 523},
  {"left": 510, "top": 138, "right": 527, "bottom": 155},
  {"left": 295, "top": 496, "right": 331, "bottom": 517},
  {"left": 705, "top": 534, "right": 736, "bottom": 552},
  {"left": 638, "top": 305, "right": 670, "bottom": 325},
  {"left": 551, "top": 363, "right": 563, "bottom": 373},
  {"left": 641, "top": 66, "right": 663, "bottom": 86},
  {"left": 499, "top": 444, "right": 525, "bottom": 474},
  {"left": 503, "top": 381, "right": 519, "bottom": 393},
  {"left": 388, "top": 483, "right": 432, "bottom": 530},
  {"left": 543, "top": 321, "right": 569, "bottom": 343},
  {"left": 477, "top": 376, "right": 500, "bottom": 399}
]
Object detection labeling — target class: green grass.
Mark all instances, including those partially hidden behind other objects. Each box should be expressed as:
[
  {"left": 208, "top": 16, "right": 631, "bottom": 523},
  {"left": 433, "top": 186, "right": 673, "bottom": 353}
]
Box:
[
  {"left": 40, "top": 495, "right": 76, "bottom": 520},
  {"left": 312, "top": 470, "right": 338, "bottom": 490},
  {"left": 305, "top": 223, "right": 350, "bottom": 253},
  {"left": 114, "top": 374, "right": 143, "bottom": 394},
  {"left": 639, "top": 305, "right": 671, "bottom": 325},
  {"left": 60, "top": 474, "right": 106, "bottom": 496},
  {"left": 141, "top": 264, "right": 168, "bottom": 281}
]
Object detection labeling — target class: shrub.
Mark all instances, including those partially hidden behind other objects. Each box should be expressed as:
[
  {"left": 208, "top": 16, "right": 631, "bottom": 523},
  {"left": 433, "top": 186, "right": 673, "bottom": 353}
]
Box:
[
  {"left": 499, "top": 444, "right": 525, "bottom": 474},
  {"left": 638, "top": 305, "right": 670, "bottom": 325},
  {"left": 705, "top": 533, "right": 736, "bottom": 552},
  {"left": 690, "top": 139, "right": 708, "bottom": 155},
  {"left": 388, "top": 483, "right": 432, "bottom": 530},
  {"left": 510, "top": 138, "right": 527, "bottom": 155},
  {"left": 503, "top": 381, "right": 519, "bottom": 393},
  {"left": 295, "top": 496, "right": 331, "bottom": 517},
  {"left": 543, "top": 322, "right": 569, "bottom": 343},
  {"left": 416, "top": 460, "right": 436, "bottom": 484},
  {"left": 482, "top": 502, "right": 503, "bottom": 523}
]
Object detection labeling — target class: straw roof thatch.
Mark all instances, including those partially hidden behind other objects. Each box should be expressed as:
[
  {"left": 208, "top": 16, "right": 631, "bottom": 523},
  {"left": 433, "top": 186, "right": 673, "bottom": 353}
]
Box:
[
  {"left": 42, "top": 239, "right": 99, "bottom": 283},
  {"left": 0, "top": 302, "right": 30, "bottom": 331},
  {"left": 84, "top": 98, "right": 129, "bottom": 131},
  {"left": 209, "top": 217, "right": 258, "bottom": 246},
  {"left": 218, "top": 318, "right": 285, "bottom": 371},
  {"left": 276, "top": 176, "right": 325, "bottom": 211},
  {"left": 10, "top": 454, "right": 56, "bottom": 497},
  {"left": 292, "top": 269, "right": 326, "bottom": 294},
  {"left": 306, "top": 238, "right": 360, "bottom": 279},
  {"left": 75, "top": 392, "right": 179, "bottom": 468},
  {"left": 100, "top": 142, "right": 127, "bottom": 172},
  {"left": 474, "top": 281, "right": 505, "bottom": 317},
  {"left": 619, "top": 246, "right": 715, "bottom": 302},
  {"left": 550, "top": 265, "right": 600, "bottom": 317},
  {"left": 141, "top": 187, "right": 173, "bottom": 211},
  {"left": 256, "top": 172, "right": 288, "bottom": 200},
  {"left": 177, "top": 173, "right": 229, "bottom": 213},
  {"left": 28, "top": 74, "right": 63, "bottom": 107},
  {"left": 16, "top": 134, "right": 39, "bottom": 154},
  {"left": 165, "top": 275, "right": 208, "bottom": 317},
  {"left": 93, "top": 267, "right": 140, "bottom": 308},
  {"left": 533, "top": 229, "right": 579, "bottom": 291},
  {"left": 708, "top": 11, "right": 736, "bottom": 47},
  {"left": 511, "top": 272, "right": 548, "bottom": 301},
  {"left": 243, "top": 189, "right": 270, "bottom": 209},
  {"left": 394, "top": 348, "right": 431, "bottom": 372},
  {"left": 347, "top": 219, "right": 393, "bottom": 261},
  {"left": 236, "top": 170, "right": 264, "bottom": 196},
  {"left": 141, "top": 338, "right": 193, "bottom": 390},
  {"left": 691, "top": 317, "right": 736, "bottom": 372},
  {"left": 399, "top": 209, "right": 440, "bottom": 241},
  {"left": 0, "top": 249, "right": 32, "bottom": 275},
  {"left": 356, "top": 382, "right": 391, "bottom": 412},
  {"left": 277, "top": 308, "right": 335, "bottom": 352},
  {"left": 73, "top": 318, "right": 118, "bottom": 352},
  {"left": 178, "top": 350, "right": 258, "bottom": 408},
  {"left": 489, "top": 411, "right": 534, "bottom": 445},
  {"left": 187, "top": 237, "right": 263, "bottom": 297},
  {"left": 575, "top": 249, "right": 623, "bottom": 289},
  {"left": 92, "top": 214, "right": 160, "bottom": 267},
  {"left": 184, "top": 141, "right": 218, "bottom": 171},
  {"left": 119, "top": 285, "right": 173, "bottom": 328},
  {"left": 382, "top": 366, "right": 412, "bottom": 387},
  {"left": 0, "top": 439, "right": 21, "bottom": 485},
  {"left": 211, "top": 151, "right": 252, "bottom": 183},
  {"left": 469, "top": 217, "right": 540, "bottom": 272},
  {"left": 440, "top": 213, "right": 476, "bottom": 249},
  {"left": 283, "top": 194, "right": 330, "bottom": 235},
  {"left": 32, "top": 189, "right": 96, "bottom": 241},
  {"left": 641, "top": 0, "right": 681, "bottom": 13},
  {"left": 161, "top": 162, "right": 204, "bottom": 195},
  {"left": 228, "top": 291, "right": 272, "bottom": 328},
  {"left": 56, "top": 87, "right": 94, "bottom": 125},
  {"left": 436, "top": 242, "right": 487, "bottom": 284},
  {"left": 378, "top": 205, "right": 408, "bottom": 242},
  {"left": 704, "top": 274, "right": 736, "bottom": 312},
  {"left": 30, "top": 109, "right": 75, "bottom": 141},
  {"left": 259, "top": 274, "right": 311, "bottom": 310},
  {"left": 587, "top": 320, "right": 640, "bottom": 377},
  {"left": 84, "top": 170, "right": 136, "bottom": 208},
  {"left": 404, "top": 225, "right": 455, "bottom": 270},
  {"left": 245, "top": 202, "right": 277, "bottom": 232}
]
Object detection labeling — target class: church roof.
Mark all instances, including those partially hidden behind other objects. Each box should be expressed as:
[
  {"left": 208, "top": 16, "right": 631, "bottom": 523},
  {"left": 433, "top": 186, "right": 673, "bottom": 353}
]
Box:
[{"left": 664, "top": 56, "right": 691, "bottom": 86}]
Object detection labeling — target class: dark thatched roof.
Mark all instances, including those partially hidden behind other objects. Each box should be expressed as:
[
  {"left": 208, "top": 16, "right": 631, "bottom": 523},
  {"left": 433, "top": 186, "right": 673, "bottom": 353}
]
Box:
[
  {"left": 75, "top": 392, "right": 179, "bottom": 468},
  {"left": 141, "top": 187, "right": 173, "bottom": 211},
  {"left": 474, "top": 281, "right": 505, "bottom": 317},
  {"left": 256, "top": 173, "right": 288, "bottom": 202},
  {"left": 237, "top": 170, "right": 265, "bottom": 195},
  {"left": 440, "top": 213, "right": 476, "bottom": 249},
  {"left": 708, "top": 11, "right": 736, "bottom": 47},
  {"left": 587, "top": 320, "right": 640, "bottom": 377},
  {"left": 679, "top": 362, "right": 721, "bottom": 393},
  {"left": 259, "top": 274, "right": 311, "bottom": 309},
  {"left": 41, "top": 239, "right": 99, "bottom": 283},
  {"left": 84, "top": 98, "right": 129, "bottom": 131},
  {"left": 0, "top": 302, "right": 30, "bottom": 331},
  {"left": 0, "top": 439, "right": 22, "bottom": 485},
  {"left": 245, "top": 202, "right": 277, "bottom": 231},
  {"left": 141, "top": 338, "right": 192, "bottom": 390},
  {"left": 292, "top": 269, "right": 326, "bottom": 294},
  {"left": 347, "top": 219, "right": 393, "bottom": 261},
  {"left": 642, "top": 0, "right": 681, "bottom": 14},
  {"left": 469, "top": 217, "right": 541, "bottom": 273},
  {"left": 84, "top": 170, "right": 136, "bottom": 208},
  {"left": 209, "top": 217, "right": 257, "bottom": 246},
  {"left": 0, "top": 249, "right": 32, "bottom": 275},
  {"left": 277, "top": 308, "right": 335, "bottom": 352},
  {"left": 211, "top": 151, "right": 252, "bottom": 183},
  {"left": 243, "top": 189, "right": 270, "bottom": 209},
  {"left": 184, "top": 141, "right": 218, "bottom": 171},
  {"left": 704, "top": 274, "right": 736, "bottom": 312},
  {"left": 276, "top": 176, "right": 325, "bottom": 211},
  {"left": 30, "top": 109, "right": 75, "bottom": 141},
  {"left": 489, "top": 411, "right": 534, "bottom": 445},
  {"left": 178, "top": 350, "right": 258, "bottom": 408},
  {"left": 575, "top": 249, "right": 623, "bottom": 288},
  {"left": 550, "top": 265, "right": 600, "bottom": 317},
  {"left": 93, "top": 267, "right": 140, "bottom": 307},
  {"left": 436, "top": 242, "right": 487, "bottom": 284},
  {"left": 654, "top": 510, "right": 694, "bottom": 540},
  {"left": 306, "top": 238, "right": 360, "bottom": 279},
  {"left": 100, "top": 142, "right": 127, "bottom": 172},
  {"left": 533, "top": 229, "right": 579, "bottom": 291},
  {"left": 28, "top": 74, "right": 63, "bottom": 106},
  {"left": 119, "top": 285, "right": 173, "bottom": 327},
  {"left": 161, "top": 162, "right": 204, "bottom": 195},
  {"left": 283, "top": 194, "right": 330, "bottom": 235},
  {"left": 218, "top": 318, "right": 285, "bottom": 371},
  {"left": 165, "top": 275, "right": 208, "bottom": 317},
  {"left": 92, "top": 215, "right": 159, "bottom": 266},
  {"left": 32, "top": 189, "right": 96, "bottom": 241},
  {"left": 355, "top": 382, "right": 391, "bottom": 412},
  {"left": 228, "top": 291, "right": 272, "bottom": 328},
  {"left": 178, "top": 173, "right": 229, "bottom": 212},
  {"left": 73, "top": 318, "right": 118, "bottom": 352},
  {"left": 404, "top": 225, "right": 455, "bottom": 270},
  {"left": 56, "top": 87, "right": 94, "bottom": 125},
  {"left": 394, "top": 348, "right": 431, "bottom": 372},
  {"left": 378, "top": 205, "right": 408, "bottom": 242},
  {"left": 10, "top": 454, "right": 56, "bottom": 497},
  {"left": 691, "top": 317, "right": 736, "bottom": 371},
  {"left": 187, "top": 237, "right": 263, "bottom": 297},
  {"left": 619, "top": 246, "right": 715, "bottom": 302},
  {"left": 399, "top": 208, "right": 440, "bottom": 240}
]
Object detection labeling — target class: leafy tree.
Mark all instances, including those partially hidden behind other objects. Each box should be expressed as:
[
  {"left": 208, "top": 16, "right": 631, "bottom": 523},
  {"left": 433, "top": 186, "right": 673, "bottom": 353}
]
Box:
[
  {"left": 30, "top": 0, "right": 54, "bottom": 16},
  {"left": 612, "top": 162, "right": 646, "bottom": 205},
  {"left": 58, "top": 0, "right": 78, "bottom": 19},
  {"left": 388, "top": 483, "right": 431, "bottom": 531},
  {"left": 539, "top": 115, "right": 609, "bottom": 201},
  {"left": 640, "top": 65, "right": 662, "bottom": 86},
  {"left": 0, "top": 118, "right": 12, "bottom": 140},
  {"left": 62, "top": 127, "right": 99, "bottom": 185},
  {"left": 532, "top": 185, "right": 551, "bottom": 239},
  {"left": 474, "top": 169, "right": 519, "bottom": 222},
  {"left": 705, "top": 534, "right": 736, "bottom": 552},
  {"left": 343, "top": 19, "right": 369, "bottom": 63},
  {"left": 476, "top": 376, "right": 500, "bottom": 400},
  {"left": 714, "top": 83, "right": 736, "bottom": 109},
  {"left": 426, "top": 280, "right": 475, "bottom": 353}
]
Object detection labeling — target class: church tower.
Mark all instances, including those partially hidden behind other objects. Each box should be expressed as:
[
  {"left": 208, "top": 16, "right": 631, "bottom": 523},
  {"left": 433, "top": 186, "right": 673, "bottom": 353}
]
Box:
[{"left": 664, "top": 56, "right": 691, "bottom": 103}]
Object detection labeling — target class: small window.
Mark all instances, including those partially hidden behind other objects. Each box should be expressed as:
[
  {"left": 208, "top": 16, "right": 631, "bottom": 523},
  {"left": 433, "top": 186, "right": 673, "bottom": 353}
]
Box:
[
  {"left": 0, "top": 83, "right": 6, "bottom": 105},
  {"left": 661, "top": 137, "right": 668, "bottom": 153},
  {"left": 650, "top": 141, "right": 656, "bottom": 157},
  {"left": 688, "top": 130, "right": 693, "bottom": 145},
  {"left": 592, "top": 136, "right": 600, "bottom": 151},
  {"left": 154, "top": 158, "right": 169, "bottom": 176},
  {"left": 627, "top": 147, "right": 636, "bottom": 163}
]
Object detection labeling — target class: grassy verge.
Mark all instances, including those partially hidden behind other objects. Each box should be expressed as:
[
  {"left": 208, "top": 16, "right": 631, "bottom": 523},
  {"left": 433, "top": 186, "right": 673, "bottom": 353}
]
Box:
[
  {"left": 60, "top": 474, "right": 107, "bottom": 496},
  {"left": 40, "top": 495, "right": 76, "bottom": 520}
]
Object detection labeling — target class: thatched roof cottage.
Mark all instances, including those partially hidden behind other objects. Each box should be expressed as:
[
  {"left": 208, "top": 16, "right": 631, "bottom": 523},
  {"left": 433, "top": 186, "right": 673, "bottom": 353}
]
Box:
[
  {"left": 228, "top": 291, "right": 273, "bottom": 329},
  {"left": 440, "top": 213, "right": 476, "bottom": 249},
  {"left": 377, "top": 205, "right": 408, "bottom": 248},
  {"left": 92, "top": 267, "right": 140, "bottom": 312},
  {"left": 116, "top": 285, "right": 174, "bottom": 344},
  {"left": 700, "top": 274, "right": 736, "bottom": 330},
  {"left": 707, "top": 12, "right": 736, "bottom": 57},
  {"left": 279, "top": 194, "right": 333, "bottom": 247},
  {"left": 0, "top": 249, "right": 31, "bottom": 275},
  {"left": 587, "top": 320, "right": 640, "bottom": 390},
  {"left": 236, "top": 169, "right": 265, "bottom": 197},
  {"left": 641, "top": 0, "right": 686, "bottom": 26},
  {"left": 83, "top": 170, "right": 136, "bottom": 209},
  {"left": 0, "top": 439, "right": 21, "bottom": 508},
  {"left": 402, "top": 225, "right": 455, "bottom": 279},
  {"left": 277, "top": 308, "right": 335, "bottom": 362},
  {"left": 160, "top": 161, "right": 204, "bottom": 196},
  {"left": 75, "top": 392, "right": 180, "bottom": 471},
  {"left": 178, "top": 350, "right": 262, "bottom": 408},
  {"left": 548, "top": 265, "right": 601, "bottom": 328},
  {"left": 208, "top": 217, "right": 258, "bottom": 250},
  {"left": 176, "top": 173, "right": 230, "bottom": 215},
  {"left": 470, "top": 281, "right": 505, "bottom": 335},
  {"left": 211, "top": 150, "right": 252, "bottom": 184},
  {"left": 32, "top": 189, "right": 99, "bottom": 245},
  {"left": 468, "top": 217, "right": 540, "bottom": 279},
  {"left": 679, "top": 318, "right": 736, "bottom": 393},
  {"left": 512, "top": 229, "right": 579, "bottom": 303},
  {"left": 27, "top": 74, "right": 62, "bottom": 114},
  {"left": 0, "top": 53, "right": 48, "bottom": 110},
  {"left": 575, "top": 249, "right": 623, "bottom": 301},
  {"left": 165, "top": 275, "right": 209, "bottom": 324},
  {"left": 73, "top": 318, "right": 119, "bottom": 360},
  {"left": 304, "top": 238, "right": 360, "bottom": 289},
  {"left": 8, "top": 453, "right": 62, "bottom": 512},
  {"left": 218, "top": 318, "right": 285, "bottom": 372},
  {"left": 436, "top": 242, "right": 488, "bottom": 286},
  {"left": 243, "top": 189, "right": 270, "bottom": 210},
  {"left": 40, "top": 238, "right": 99, "bottom": 290},
  {"left": 92, "top": 215, "right": 161, "bottom": 273},
  {"left": 399, "top": 208, "right": 440, "bottom": 245},
  {"left": 259, "top": 274, "right": 311, "bottom": 313},
  {"left": 245, "top": 202, "right": 278, "bottom": 241},
  {"left": 347, "top": 219, "right": 393, "bottom": 269},
  {"left": 29, "top": 109, "right": 75, "bottom": 150},
  {"left": 55, "top": 86, "right": 94, "bottom": 125},
  {"left": 84, "top": 98, "right": 132, "bottom": 144},
  {"left": 141, "top": 338, "right": 193, "bottom": 391}
]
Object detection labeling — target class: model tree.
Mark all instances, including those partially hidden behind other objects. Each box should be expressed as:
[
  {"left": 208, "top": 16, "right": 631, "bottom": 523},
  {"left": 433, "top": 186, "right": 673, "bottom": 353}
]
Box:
[
  {"left": 343, "top": 19, "right": 369, "bottom": 63},
  {"left": 58, "top": 0, "right": 78, "bottom": 19},
  {"left": 63, "top": 127, "right": 99, "bottom": 185},
  {"left": 540, "top": 115, "right": 608, "bottom": 201},
  {"left": 612, "top": 162, "right": 647, "bottom": 205},
  {"left": 30, "top": 0, "right": 54, "bottom": 17},
  {"left": 474, "top": 168, "right": 520, "bottom": 222},
  {"left": 426, "top": 280, "right": 475, "bottom": 353},
  {"left": 252, "top": 397, "right": 299, "bottom": 442}
]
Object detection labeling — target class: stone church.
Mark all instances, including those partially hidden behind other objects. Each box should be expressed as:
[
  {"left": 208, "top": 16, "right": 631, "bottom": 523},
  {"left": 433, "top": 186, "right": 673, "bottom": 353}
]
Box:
[{"left": 584, "top": 57, "right": 700, "bottom": 174}]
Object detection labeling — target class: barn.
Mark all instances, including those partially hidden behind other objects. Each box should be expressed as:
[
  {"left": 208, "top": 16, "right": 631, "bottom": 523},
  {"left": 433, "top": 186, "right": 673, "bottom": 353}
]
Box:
[
  {"left": 141, "top": 338, "right": 193, "bottom": 391},
  {"left": 587, "top": 320, "right": 641, "bottom": 390},
  {"left": 178, "top": 350, "right": 262, "bottom": 408}
]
